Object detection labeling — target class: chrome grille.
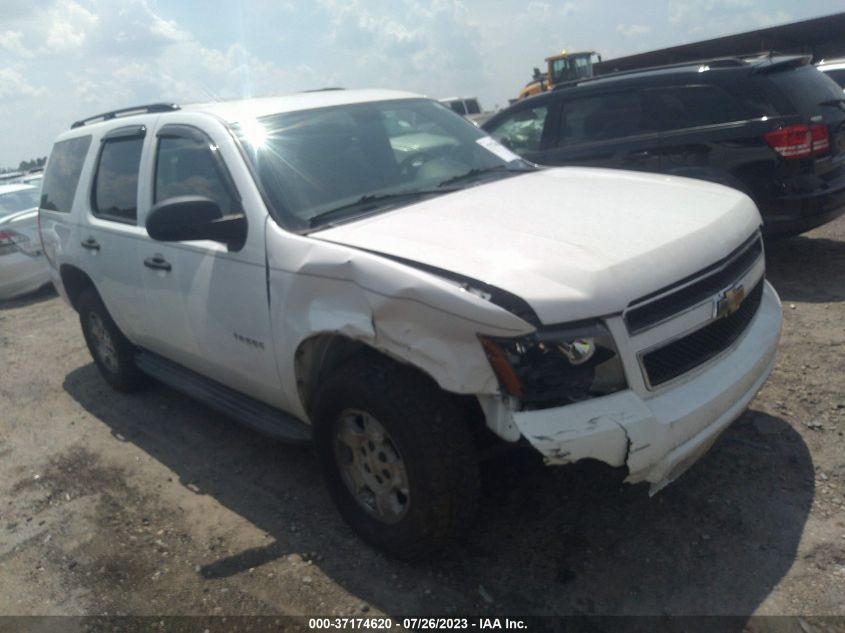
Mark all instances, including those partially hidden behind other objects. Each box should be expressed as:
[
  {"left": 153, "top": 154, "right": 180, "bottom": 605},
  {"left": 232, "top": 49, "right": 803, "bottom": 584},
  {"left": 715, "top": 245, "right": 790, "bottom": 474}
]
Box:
[
  {"left": 641, "top": 280, "right": 764, "bottom": 388},
  {"left": 625, "top": 233, "right": 763, "bottom": 334}
]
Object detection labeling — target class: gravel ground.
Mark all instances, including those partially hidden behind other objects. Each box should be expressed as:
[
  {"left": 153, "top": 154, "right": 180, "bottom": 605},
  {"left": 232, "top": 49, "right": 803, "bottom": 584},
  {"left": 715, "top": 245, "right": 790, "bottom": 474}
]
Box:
[{"left": 0, "top": 216, "right": 843, "bottom": 624}]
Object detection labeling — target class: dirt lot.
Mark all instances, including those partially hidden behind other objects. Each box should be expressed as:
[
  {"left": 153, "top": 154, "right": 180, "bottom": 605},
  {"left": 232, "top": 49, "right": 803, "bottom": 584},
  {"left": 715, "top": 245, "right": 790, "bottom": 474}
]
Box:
[{"left": 1, "top": 217, "right": 844, "bottom": 624}]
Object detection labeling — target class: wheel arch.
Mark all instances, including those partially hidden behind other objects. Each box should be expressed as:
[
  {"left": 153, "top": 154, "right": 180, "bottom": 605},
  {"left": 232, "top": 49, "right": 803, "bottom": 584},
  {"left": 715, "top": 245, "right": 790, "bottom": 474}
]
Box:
[
  {"left": 293, "top": 333, "right": 487, "bottom": 436},
  {"left": 59, "top": 264, "right": 98, "bottom": 312}
]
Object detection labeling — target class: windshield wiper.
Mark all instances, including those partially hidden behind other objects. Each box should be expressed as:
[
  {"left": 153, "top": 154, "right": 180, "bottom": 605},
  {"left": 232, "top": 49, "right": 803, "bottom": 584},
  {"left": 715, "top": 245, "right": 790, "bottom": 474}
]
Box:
[
  {"left": 308, "top": 189, "right": 457, "bottom": 228},
  {"left": 436, "top": 163, "right": 534, "bottom": 188}
]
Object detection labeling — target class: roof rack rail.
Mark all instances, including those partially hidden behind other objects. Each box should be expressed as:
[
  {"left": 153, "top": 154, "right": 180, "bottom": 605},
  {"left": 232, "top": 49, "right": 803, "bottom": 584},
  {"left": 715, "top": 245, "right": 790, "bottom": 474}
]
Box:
[
  {"left": 71, "top": 103, "right": 180, "bottom": 129},
  {"left": 553, "top": 56, "right": 749, "bottom": 91},
  {"left": 302, "top": 87, "right": 345, "bottom": 92}
]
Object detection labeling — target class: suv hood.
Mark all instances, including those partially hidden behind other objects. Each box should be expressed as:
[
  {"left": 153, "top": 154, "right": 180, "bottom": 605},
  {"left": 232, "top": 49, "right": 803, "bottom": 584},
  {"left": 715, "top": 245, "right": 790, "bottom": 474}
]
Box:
[{"left": 313, "top": 168, "right": 761, "bottom": 325}]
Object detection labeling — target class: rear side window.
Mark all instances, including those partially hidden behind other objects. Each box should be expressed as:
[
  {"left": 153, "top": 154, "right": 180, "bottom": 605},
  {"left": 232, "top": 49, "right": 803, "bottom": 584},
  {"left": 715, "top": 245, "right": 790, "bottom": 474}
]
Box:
[
  {"left": 768, "top": 65, "right": 845, "bottom": 116},
  {"left": 40, "top": 136, "right": 92, "bottom": 213},
  {"left": 488, "top": 105, "right": 549, "bottom": 153},
  {"left": 820, "top": 68, "right": 845, "bottom": 88},
  {"left": 155, "top": 136, "right": 238, "bottom": 214},
  {"left": 555, "top": 92, "right": 648, "bottom": 146},
  {"left": 644, "top": 85, "right": 747, "bottom": 131},
  {"left": 92, "top": 136, "right": 143, "bottom": 223}
]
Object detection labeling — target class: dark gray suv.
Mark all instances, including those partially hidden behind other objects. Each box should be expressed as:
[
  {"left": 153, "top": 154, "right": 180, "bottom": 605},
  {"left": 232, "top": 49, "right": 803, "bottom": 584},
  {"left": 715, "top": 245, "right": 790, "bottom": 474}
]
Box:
[{"left": 483, "top": 55, "right": 845, "bottom": 237}]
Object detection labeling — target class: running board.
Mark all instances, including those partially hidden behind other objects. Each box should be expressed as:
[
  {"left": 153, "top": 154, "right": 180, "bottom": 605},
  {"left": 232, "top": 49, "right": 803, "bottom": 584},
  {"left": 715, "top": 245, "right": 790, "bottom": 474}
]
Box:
[{"left": 135, "top": 351, "right": 312, "bottom": 444}]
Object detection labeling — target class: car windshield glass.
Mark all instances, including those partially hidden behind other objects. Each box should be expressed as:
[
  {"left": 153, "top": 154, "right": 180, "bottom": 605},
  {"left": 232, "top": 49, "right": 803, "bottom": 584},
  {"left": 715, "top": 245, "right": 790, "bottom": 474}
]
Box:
[
  {"left": 0, "top": 188, "right": 39, "bottom": 215},
  {"left": 235, "top": 98, "right": 532, "bottom": 230}
]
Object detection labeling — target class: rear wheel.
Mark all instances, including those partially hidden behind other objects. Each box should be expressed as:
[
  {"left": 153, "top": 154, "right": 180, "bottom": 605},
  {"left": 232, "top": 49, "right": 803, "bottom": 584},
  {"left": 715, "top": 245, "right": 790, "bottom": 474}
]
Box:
[
  {"left": 312, "top": 355, "right": 480, "bottom": 559},
  {"left": 78, "top": 288, "right": 146, "bottom": 392}
]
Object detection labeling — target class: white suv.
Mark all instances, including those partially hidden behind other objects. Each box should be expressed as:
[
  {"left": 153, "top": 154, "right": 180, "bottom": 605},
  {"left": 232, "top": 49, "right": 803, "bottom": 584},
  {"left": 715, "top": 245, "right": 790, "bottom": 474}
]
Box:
[
  {"left": 817, "top": 58, "right": 845, "bottom": 90},
  {"left": 39, "top": 90, "right": 782, "bottom": 558}
]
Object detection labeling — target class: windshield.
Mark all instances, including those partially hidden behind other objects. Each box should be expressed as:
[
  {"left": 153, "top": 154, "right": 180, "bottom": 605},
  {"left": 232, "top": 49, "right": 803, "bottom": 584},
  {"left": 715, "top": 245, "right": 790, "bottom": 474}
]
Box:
[
  {"left": 0, "top": 188, "right": 39, "bottom": 215},
  {"left": 551, "top": 54, "right": 594, "bottom": 83},
  {"left": 235, "top": 98, "right": 531, "bottom": 230}
]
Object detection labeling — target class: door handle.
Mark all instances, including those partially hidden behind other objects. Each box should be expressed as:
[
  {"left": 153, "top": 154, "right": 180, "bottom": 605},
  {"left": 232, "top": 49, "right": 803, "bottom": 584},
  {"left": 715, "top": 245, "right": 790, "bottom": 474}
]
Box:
[
  {"left": 144, "top": 255, "right": 172, "bottom": 272},
  {"left": 81, "top": 237, "right": 100, "bottom": 251}
]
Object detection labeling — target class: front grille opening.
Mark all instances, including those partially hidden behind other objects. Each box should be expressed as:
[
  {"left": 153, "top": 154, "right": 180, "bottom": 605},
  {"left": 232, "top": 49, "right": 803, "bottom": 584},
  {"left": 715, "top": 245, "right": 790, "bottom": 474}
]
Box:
[
  {"left": 642, "top": 280, "right": 764, "bottom": 387},
  {"left": 625, "top": 234, "right": 762, "bottom": 334}
]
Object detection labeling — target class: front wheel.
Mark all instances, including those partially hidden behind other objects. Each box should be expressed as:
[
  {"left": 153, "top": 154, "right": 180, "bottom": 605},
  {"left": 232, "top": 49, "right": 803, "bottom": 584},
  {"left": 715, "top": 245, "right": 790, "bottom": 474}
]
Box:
[{"left": 312, "top": 355, "right": 480, "bottom": 559}]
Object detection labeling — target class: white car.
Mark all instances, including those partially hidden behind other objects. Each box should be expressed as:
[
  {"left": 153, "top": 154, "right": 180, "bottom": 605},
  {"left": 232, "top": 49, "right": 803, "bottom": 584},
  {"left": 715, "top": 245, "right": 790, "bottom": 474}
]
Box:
[
  {"left": 440, "top": 96, "right": 495, "bottom": 126},
  {"left": 0, "top": 183, "right": 50, "bottom": 300},
  {"left": 40, "top": 91, "right": 782, "bottom": 558},
  {"left": 817, "top": 58, "right": 845, "bottom": 89}
]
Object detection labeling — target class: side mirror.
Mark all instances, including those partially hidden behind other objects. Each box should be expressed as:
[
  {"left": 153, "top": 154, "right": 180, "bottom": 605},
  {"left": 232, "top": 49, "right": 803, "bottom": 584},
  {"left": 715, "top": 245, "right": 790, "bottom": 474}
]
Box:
[{"left": 145, "top": 195, "right": 246, "bottom": 250}]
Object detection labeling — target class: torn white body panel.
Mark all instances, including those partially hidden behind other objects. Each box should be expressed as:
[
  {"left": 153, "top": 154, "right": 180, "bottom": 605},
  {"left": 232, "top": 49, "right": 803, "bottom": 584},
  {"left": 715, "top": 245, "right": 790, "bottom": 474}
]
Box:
[
  {"left": 509, "top": 281, "right": 782, "bottom": 491},
  {"left": 264, "top": 218, "right": 535, "bottom": 421}
]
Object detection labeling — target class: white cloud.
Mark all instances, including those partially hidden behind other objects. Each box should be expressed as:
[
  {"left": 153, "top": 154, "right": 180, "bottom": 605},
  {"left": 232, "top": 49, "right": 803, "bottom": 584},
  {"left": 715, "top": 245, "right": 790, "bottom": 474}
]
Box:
[
  {"left": 0, "top": 31, "right": 33, "bottom": 58},
  {"left": 313, "top": 0, "right": 486, "bottom": 99},
  {"left": 85, "top": 0, "right": 188, "bottom": 58},
  {"left": 616, "top": 24, "right": 651, "bottom": 37},
  {"left": 560, "top": 2, "right": 578, "bottom": 16},
  {"left": 0, "top": 0, "right": 40, "bottom": 20},
  {"left": 42, "top": 0, "right": 98, "bottom": 54},
  {"left": 0, "top": 67, "right": 46, "bottom": 100},
  {"left": 3, "top": 0, "right": 187, "bottom": 60}
]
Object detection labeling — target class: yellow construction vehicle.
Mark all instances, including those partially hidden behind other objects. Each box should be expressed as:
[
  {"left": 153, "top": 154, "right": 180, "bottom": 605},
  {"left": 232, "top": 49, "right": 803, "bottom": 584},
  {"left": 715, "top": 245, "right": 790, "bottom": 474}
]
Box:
[{"left": 517, "top": 50, "right": 601, "bottom": 100}]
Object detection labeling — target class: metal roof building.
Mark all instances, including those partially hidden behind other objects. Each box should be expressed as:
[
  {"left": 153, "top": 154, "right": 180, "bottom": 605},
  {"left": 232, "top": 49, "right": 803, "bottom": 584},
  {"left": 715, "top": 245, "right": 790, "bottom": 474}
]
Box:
[{"left": 594, "top": 12, "right": 845, "bottom": 75}]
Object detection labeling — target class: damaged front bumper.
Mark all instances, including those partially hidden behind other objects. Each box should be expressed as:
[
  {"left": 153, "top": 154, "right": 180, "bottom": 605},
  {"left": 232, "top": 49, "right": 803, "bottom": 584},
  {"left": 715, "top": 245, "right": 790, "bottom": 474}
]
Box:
[{"left": 501, "top": 281, "right": 782, "bottom": 493}]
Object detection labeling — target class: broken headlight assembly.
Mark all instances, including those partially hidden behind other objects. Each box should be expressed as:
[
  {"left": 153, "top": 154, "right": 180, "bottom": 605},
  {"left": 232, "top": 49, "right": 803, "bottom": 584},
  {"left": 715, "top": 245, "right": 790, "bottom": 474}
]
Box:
[{"left": 479, "top": 321, "right": 627, "bottom": 410}]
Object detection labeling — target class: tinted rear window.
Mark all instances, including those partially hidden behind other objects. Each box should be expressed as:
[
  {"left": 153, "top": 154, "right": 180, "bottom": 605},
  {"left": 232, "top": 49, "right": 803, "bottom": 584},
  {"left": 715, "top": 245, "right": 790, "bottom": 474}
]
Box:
[
  {"left": 40, "top": 136, "right": 92, "bottom": 213},
  {"left": 644, "top": 85, "right": 747, "bottom": 131},
  {"left": 557, "top": 92, "right": 649, "bottom": 145},
  {"left": 767, "top": 65, "right": 845, "bottom": 116},
  {"left": 820, "top": 68, "right": 845, "bottom": 88},
  {"left": 92, "top": 137, "right": 143, "bottom": 223}
]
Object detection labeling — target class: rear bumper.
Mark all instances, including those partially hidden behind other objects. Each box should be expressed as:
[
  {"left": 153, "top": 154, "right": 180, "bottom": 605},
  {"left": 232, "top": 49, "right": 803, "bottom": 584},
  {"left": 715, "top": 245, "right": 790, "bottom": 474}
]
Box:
[
  {"left": 0, "top": 252, "right": 50, "bottom": 300},
  {"left": 760, "top": 177, "right": 845, "bottom": 236},
  {"left": 506, "top": 281, "right": 782, "bottom": 492}
]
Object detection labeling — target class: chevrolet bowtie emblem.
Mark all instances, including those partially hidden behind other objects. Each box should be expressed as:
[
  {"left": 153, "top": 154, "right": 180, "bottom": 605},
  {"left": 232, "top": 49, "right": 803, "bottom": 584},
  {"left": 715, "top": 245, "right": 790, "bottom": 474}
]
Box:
[{"left": 716, "top": 284, "right": 746, "bottom": 319}]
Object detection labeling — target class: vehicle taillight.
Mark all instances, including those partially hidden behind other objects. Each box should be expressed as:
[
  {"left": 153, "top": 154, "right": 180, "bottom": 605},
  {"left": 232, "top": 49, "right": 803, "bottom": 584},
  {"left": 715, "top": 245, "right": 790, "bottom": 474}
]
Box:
[
  {"left": 810, "top": 124, "right": 830, "bottom": 154},
  {"left": 764, "top": 124, "right": 830, "bottom": 159},
  {"left": 0, "top": 229, "right": 29, "bottom": 256}
]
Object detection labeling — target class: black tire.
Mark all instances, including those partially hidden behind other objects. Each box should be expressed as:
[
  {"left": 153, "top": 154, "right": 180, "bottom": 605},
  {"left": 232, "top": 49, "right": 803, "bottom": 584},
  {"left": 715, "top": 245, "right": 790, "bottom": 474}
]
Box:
[
  {"left": 78, "top": 288, "right": 146, "bottom": 392},
  {"left": 312, "top": 355, "right": 480, "bottom": 560}
]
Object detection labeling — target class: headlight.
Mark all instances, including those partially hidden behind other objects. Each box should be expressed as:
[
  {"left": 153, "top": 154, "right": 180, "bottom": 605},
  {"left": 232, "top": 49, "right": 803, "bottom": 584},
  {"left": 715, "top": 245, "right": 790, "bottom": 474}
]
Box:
[{"left": 479, "top": 321, "right": 627, "bottom": 410}]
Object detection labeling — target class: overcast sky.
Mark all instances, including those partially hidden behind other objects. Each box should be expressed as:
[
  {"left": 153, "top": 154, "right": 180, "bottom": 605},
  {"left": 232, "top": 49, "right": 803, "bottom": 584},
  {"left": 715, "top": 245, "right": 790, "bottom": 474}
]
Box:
[{"left": 1, "top": 0, "right": 842, "bottom": 168}]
